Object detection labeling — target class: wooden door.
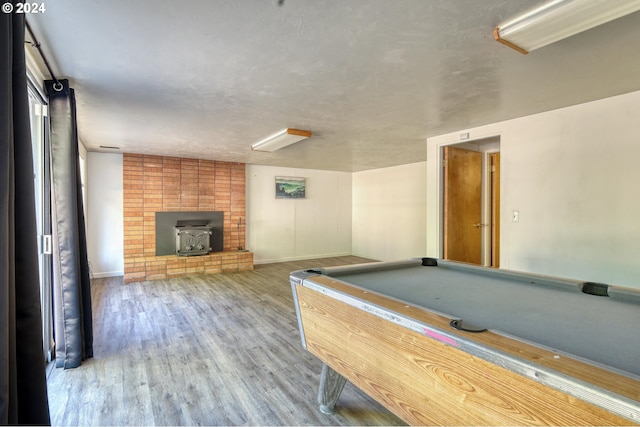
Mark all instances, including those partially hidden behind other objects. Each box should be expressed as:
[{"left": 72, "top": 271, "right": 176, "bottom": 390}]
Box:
[
  {"left": 443, "top": 146, "right": 482, "bottom": 264},
  {"left": 490, "top": 152, "right": 501, "bottom": 268}
]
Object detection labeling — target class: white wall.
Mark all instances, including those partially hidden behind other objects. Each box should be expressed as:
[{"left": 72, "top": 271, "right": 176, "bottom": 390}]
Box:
[
  {"left": 86, "top": 152, "right": 123, "bottom": 277},
  {"left": 246, "top": 165, "right": 352, "bottom": 263},
  {"left": 427, "top": 90, "right": 640, "bottom": 289},
  {"left": 352, "top": 162, "right": 427, "bottom": 261}
]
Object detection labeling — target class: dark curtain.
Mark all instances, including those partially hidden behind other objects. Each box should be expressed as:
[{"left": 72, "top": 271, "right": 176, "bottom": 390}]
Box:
[
  {"left": 0, "top": 5, "right": 51, "bottom": 425},
  {"left": 45, "top": 79, "right": 93, "bottom": 369}
]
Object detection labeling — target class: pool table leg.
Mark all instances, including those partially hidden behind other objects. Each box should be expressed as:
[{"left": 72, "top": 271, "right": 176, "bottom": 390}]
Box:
[{"left": 317, "top": 363, "right": 347, "bottom": 414}]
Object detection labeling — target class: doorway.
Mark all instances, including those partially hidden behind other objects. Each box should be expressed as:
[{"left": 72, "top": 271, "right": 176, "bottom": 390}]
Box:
[{"left": 442, "top": 138, "right": 500, "bottom": 267}]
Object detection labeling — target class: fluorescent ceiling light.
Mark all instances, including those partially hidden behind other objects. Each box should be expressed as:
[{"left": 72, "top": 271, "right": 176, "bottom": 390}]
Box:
[
  {"left": 494, "top": 0, "right": 640, "bottom": 54},
  {"left": 251, "top": 128, "right": 312, "bottom": 152}
]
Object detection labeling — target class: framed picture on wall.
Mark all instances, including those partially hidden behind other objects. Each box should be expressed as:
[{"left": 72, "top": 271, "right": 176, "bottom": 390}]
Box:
[{"left": 275, "top": 176, "right": 306, "bottom": 199}]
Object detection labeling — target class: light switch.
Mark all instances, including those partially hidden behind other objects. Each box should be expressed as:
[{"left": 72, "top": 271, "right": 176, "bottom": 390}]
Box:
[{"left": 512, "top": 210, "right": 519, "bottom": 223}]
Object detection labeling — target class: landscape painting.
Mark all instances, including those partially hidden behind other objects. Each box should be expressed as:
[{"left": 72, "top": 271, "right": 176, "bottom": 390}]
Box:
[{"left": 275, "top": 176, "right": 306, "bottom": 199}]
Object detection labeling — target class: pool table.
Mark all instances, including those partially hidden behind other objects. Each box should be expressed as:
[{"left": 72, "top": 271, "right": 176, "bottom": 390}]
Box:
[{"left": 289, "top": 258, "right": 640, "bottom": 426}]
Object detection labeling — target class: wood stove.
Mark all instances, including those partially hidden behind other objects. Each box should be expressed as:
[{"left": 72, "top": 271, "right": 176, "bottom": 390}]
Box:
[
  {"left": 175, "top": 219, "right": 212, "bottom": 256},
  {"left": 156, "top": 211, "right": 223, "bottom": 256}
]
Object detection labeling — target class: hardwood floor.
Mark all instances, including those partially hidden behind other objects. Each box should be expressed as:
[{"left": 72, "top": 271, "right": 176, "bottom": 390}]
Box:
[{"left": 46, "top": 256, "right": 406, "bottom": 426}]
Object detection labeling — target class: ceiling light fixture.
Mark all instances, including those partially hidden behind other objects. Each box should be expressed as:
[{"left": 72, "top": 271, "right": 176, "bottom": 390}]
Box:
[
  {"left": 251, "top": 128, "right": 312, "bottom": 152},
  {"left": 493, "top": 0, "right": 640, "bottom": 54}
]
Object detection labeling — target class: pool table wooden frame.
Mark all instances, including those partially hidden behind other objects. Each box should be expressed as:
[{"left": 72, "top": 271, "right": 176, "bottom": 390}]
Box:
[{"left": 290, "top": 259, "right": 640, "bottom": 426}]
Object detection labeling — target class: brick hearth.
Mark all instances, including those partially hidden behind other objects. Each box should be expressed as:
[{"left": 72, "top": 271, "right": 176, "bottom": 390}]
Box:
[{"left": 124, "top": 252, "right": 254, "bottom": 282}]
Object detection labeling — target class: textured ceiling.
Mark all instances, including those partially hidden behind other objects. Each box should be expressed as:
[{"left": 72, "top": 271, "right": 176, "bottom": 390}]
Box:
[{"left": 27, "top": 0, "right": 640, "bottom": 172}]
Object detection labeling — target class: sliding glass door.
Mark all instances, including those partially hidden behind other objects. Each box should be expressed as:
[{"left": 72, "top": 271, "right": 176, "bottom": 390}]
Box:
[{"left": 27, "top": 80, "right": 54, "bottom": 362}]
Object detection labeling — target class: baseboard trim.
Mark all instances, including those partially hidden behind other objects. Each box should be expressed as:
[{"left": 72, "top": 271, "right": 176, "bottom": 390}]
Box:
[
  {"left": 92, "top": 271, "right": 124, "bottom": 279},
  {"left": 253, "top": 252, "right": 353, "bottom": 265}
]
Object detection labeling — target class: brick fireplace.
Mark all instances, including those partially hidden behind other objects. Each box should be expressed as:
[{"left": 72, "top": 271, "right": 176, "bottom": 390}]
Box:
[{"left": 123, "top": 154, "right": 252, "bottom": 283}]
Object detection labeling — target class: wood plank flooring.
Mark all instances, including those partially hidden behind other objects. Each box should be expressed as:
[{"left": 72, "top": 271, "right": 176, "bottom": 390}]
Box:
[{"left": 46, "top": 256, "right": 406, "bottom": 426}]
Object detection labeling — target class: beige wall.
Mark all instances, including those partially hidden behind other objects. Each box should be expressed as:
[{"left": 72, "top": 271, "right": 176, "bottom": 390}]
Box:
[
  {"left": 86, "top": 152, "right": 124, "bottom": 277},
  {"left": 352, "top": 162, "right": 427, "bottom": 261},
  {"left": 428, "top": 90, "right": 640, "bottom": 289},
  {"left": 246, "top": 165, "right": 352, "bottom": 263}
]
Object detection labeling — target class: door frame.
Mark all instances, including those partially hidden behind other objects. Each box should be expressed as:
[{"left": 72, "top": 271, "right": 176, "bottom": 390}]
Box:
[
  {"left": 483, "top": 150, "right": 500, "bottom": 267},
  {"left": 437, "top": 136, "right": 501, "bottom": 267}
]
